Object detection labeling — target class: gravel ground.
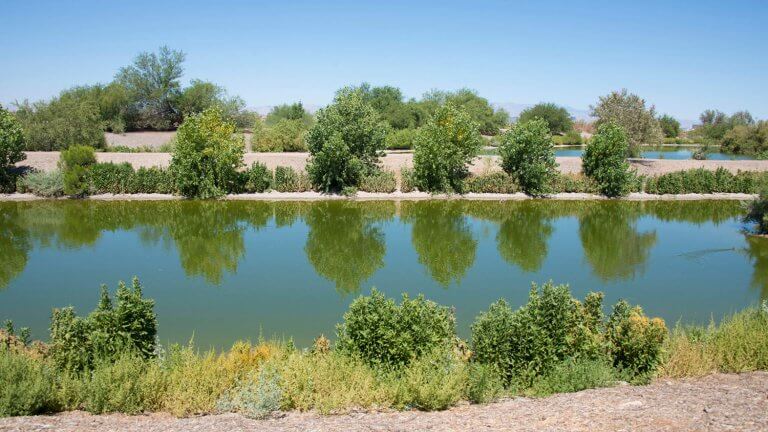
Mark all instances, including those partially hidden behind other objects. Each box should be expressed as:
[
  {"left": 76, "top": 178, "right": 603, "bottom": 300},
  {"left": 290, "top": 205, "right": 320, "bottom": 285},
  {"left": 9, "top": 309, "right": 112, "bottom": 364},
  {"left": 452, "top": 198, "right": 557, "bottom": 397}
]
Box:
[
  {"left": 16, "top": 152, "right": 768, "bottom": 176},
  {"left": 1, "top": 372, "right": 766, "bottom": 432}
]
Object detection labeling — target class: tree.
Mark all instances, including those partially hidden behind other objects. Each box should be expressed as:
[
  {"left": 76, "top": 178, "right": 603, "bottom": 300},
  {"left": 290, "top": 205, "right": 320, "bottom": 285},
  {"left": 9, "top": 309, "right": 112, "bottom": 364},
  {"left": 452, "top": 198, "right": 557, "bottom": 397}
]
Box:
[
  {"left": 499, "top": 118, "right": 557, "bottom": 196},
  {"left": 306, "top": 90, "right": 388, "bottom": 192},
  {"left": 265, "top": 102, "right": 314, "bottom": 128},
  {"left": 170, "top": 108, "right": 245, "bottom": 198},
  {"left": 115, "top": 46, "right": 186, "bottom": 130},
  {"left": 60, "top": 145, "right": 96, "bottom": 196},
  {"left": 176, "top": 79, "right": 254, "bottom": 129},
  {"left": 413, "top": 103, "right": 482, "bottom": 192},
  {"left": 658, "top": 114, "right": 681, "bottom": 138},
  {"left": 14, "top": 96, "right": 106, "bottom": 151},
  {"left": 590, "top": 89, "right": 663, "bottom": 156},
  {"left": 252, "top": 118, "right": 307, "bottom": 152},
  {"left": 518, "top": 103, "right": 573, "bottom": 135},
  {"left": 582, "top": 122, "right": 634, "bottom": 197},
  {"left": 422, "top": 88, "right": 508, "bottom": 135},
  {"left": 0, "top": 105, "right": 26, "bottom": 190}
]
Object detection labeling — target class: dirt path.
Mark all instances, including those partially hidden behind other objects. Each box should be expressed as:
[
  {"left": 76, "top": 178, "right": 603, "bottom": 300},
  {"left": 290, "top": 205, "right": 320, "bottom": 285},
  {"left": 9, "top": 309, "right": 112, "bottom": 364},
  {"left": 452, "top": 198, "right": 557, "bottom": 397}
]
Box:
[
  {"left": 16, "top": 152, "right": 768, "bottom": 176},
  {"left": 1, "top": 372, "right": 766, "bottom": 432}
]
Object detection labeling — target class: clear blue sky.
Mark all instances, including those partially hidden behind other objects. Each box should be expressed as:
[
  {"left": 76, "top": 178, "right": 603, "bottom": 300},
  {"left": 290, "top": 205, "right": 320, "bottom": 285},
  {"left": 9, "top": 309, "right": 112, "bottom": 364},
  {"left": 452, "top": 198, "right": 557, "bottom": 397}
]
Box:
[{"left": 2, "top": 0, "right": 767, "bottom": 120}]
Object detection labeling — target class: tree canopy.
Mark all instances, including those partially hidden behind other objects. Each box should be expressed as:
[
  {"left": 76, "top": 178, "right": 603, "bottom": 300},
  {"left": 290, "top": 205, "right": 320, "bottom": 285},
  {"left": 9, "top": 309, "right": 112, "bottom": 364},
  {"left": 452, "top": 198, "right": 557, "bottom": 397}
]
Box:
[
  {"left": 590, "top": 89, "right": 663, "bottom": 157},
  {"left": 517, "top": 103, "right": 573, "bottom": 135}
]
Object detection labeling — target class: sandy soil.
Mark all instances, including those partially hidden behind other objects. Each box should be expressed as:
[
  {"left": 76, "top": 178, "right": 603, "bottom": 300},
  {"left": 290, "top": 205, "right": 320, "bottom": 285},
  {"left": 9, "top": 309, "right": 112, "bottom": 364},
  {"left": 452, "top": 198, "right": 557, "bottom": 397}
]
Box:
[
  {"left": 16, "top": 152, "right": 768, "bottom": 176},
  {"left": 1, "top": 372, "right": 766, "bottom": 432}
]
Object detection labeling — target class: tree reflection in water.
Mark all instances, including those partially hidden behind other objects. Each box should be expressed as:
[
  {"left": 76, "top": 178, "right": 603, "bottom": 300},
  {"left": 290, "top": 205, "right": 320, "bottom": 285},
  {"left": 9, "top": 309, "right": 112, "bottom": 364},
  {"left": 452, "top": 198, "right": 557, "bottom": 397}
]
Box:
[
  {"left": 495, "top": 202, "right": 554, "bottom": 272},
  {"left": 743, "top": 235, "right": 768, "bottom": 300},
  {"left": 0, "top": 205, "right": 30, "bottom": 290}
]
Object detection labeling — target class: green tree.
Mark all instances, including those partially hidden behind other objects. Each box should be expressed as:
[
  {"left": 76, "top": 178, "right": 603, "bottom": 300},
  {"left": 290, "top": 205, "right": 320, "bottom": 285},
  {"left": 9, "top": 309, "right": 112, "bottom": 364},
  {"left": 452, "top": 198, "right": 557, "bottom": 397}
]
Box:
[
  {"left": 176, "top": 79, "right": 253, "bottom": 128},
  {"left": 115, "top": 46, "right": 186, "bottom": 130},
  {"left": 518, "top": 103, "right": 573, "bottom": 135},
  {"left": 170, "top": 108, "right": 245, "bottom": 198},
  {"left": 265, "top": 102, "right": 314, "bottom": 128},
  {"left": 658, "top": 114, "right": 681, "bottom": 138},
  {"left": 252, "top": 119, "right": 307, "bottom": 152},
  {"left": 413, "top": 103, "right": 482, "bottom": 192},
  {"left": 0, "top": 105, "right": 26, "bottom": 190},
  {"left": 306, "top": 90, "right": 388, "bottom": 192},
  {"left": 341, "top": 83, "right": 425, "bottom": 130},
  {"left": 582, "top": 123, "right": 634, "bottom": 197},
  {"left": 60, "top": 145, "right": 97, "bottom": 196},
  {"left": 499, "top": 118, "right": 557, "bottom": 196},
  {"left": 422, "top": 88, "right": 508, "bottom": 135},
  {"left": 590, "top": 89, "right": 663, "bottom": 156}
]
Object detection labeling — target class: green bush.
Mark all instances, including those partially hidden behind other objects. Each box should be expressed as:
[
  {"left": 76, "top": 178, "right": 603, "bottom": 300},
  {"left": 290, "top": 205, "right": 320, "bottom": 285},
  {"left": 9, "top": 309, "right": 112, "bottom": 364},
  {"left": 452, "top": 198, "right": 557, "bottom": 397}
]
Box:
[
  {"left": 658, "top": 114, "right": 681, "bottom": 138},
  {"left": 273, "top": 166, "right": 312, "bottom": 192},
  {"left": 252, "top": 119, "right": 307, "bottom": 152},
  {"left": 606, "top": 300, "right": 667, "bottom": 379},
  {"left": 385, "top": 128, "right": 419, "bottom": 150},
  {"left": 464, "top": 172, "right": 519, "bottom": 194},
  {"left": 518, "top": 103, "right": 573, "bottom": 135},
  {"left": 14, "top": 96, "right": 106, "bottom": 151},
  {"left": 582, "top": 123, "right": 633, "bottom": 197},
  {"left": 499, "top": 118, "right": 557, "bottom": 196},
  {"left": 60, "top": 145, "right": 96, "bottom": 196},
  {"left": 336, "top": 289, "right": 456, "bottom": 369},
  {"left": 237, "top": 162, "right": 272, "bottom": 193},
  {"left": 80, "top": 354, "right": 158, "bottom": 414},
  {"left": 359, "top": 170, "right": 397, "bottom": 193},
  {"left": 465, "top": 362, "right": 505, "bottom": 403},
  {"left": 413, "top": 103, "right": 482, "bottom": 192},
  {"left": 396, "top": 348, "right": 466, "bottom": 410},
  {"left": 560, "top": 130, "right": 583, "bottom": 145},
  {"left": 550, "top": 173, "right": 598, "bottom": 194},
  {"left": 170, "top": 108, "right": 245, "bottom": 198},
  {"left": 471, "top": 284, "right": 605, "bottom": 385},
  {"left": 590, "top": 89, "right": 663, "bottom": 157},
  {"left": 90, "top": 162, "right": 134, "bottom": 194},
  {"left": 306, "top": 90, "right": 387, "bottom": 192},
  {"left": 745, "top": 184, "right": 768, "bottom": 234},
  {"left": 0, "top": 105, "right": 26, "bottom": 191},
  {"left": 50, "top": 278, "right": 157, "bottom": 372},
  {"left": 400, "top": 168, "right": 417, "bottom": 192},
  {"left": 643, "top": 168, "right": 767, "bottom": 195},
  {"left": 17, "top": 170, "right": 64, "bottom": 197},
  {"left": 0, "top": 348, "right": 57, "bottom": 417},
  {"left": 127, "top": 167, "right": 176, "bottom": 194},
  {"left": 529, "top": 358, "right": 618, "bottom": 396}
]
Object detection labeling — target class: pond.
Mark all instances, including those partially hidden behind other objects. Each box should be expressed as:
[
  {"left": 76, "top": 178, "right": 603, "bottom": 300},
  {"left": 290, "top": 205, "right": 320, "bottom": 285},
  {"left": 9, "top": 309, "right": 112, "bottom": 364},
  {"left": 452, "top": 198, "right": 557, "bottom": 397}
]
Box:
[
  {"left": 0, "top": 200, "right": 765, "bottom": 349},
  {"left": 481, "top": 145, "right": 755, "bottom": 160}
]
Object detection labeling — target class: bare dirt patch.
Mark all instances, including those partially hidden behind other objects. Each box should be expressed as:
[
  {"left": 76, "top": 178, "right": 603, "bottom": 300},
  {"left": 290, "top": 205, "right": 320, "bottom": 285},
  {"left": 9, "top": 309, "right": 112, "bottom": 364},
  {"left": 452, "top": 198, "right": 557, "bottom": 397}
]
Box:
[{"left": 1, "top": 372, "right": 766, "bottom": 432}]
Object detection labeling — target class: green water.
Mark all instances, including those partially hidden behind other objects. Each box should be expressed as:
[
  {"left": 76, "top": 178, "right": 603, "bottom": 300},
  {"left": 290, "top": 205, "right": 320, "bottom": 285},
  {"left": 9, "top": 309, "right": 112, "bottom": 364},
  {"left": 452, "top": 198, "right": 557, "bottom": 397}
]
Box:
[{"left": 1, "top": 200, "right": 765, "bottom": 349}]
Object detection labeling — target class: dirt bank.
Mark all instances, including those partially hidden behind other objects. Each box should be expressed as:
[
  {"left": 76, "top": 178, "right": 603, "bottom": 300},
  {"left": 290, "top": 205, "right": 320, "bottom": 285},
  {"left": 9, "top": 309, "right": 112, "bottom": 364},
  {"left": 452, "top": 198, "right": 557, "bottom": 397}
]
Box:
[
  {"left": 1, "top": 372, "right": 766, "bottom": 432},
  {"left": 16, "top": 152, "right": 768, "bottom": 176}
]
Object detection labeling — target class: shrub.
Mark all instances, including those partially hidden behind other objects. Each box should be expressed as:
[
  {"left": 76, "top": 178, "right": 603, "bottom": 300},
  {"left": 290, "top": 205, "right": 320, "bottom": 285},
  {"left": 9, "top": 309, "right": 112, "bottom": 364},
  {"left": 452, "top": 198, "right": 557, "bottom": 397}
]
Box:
[
  {"left": 216, "top": 366, "right": 282, "bottom": 419},
  {"left": 606, "top": 300, "right": 667, "bottom": 379},
  {"left": 413, "top": 103, "right": 482, "bottom": 192},
  {"left": 464, "top": 172, "right": 519, "bottom": 194},
  {"left": 50, "top": 278, "right": 157, "bottom": 372},
  {"left": 385, "top": 128, "right": 419, "bottom": 150},
  {"left": 0, "top": 348, "right": 57, "bottom": 417},
  {"left": 465, "top": 362, "right": 505, "bottom": 404},
  {"left": 127, "top": 167, "right": 176, "bottom": 194},
  {"left": 160, "top": 345, "right": 234, "bottom": 416},
  {"left": 279, "top": 351, "right": 394, "bottom": 414},
  {"left": 237, "top": 162, "right": 272, "bottom": 193},
  {"left": 560, "top": 130, "right": 583, "bottom": 145},
  {"left": 14, "top": 96, "right": 106, "bottom": 151},
  {"left": 395, "top": 348, "right": 466, "bottom": 411},
  {"left": 80, "top": 353, "right": 158, "bottom": 414},
  {"left": 306, "top": 90, "right": 387, "bottom": 192},
  {"left": 17, "top": 170, "right": 64, "bottom": 197},
  {"left": 745, "top": 184, "right": 768, "bottom": 234},
  {"left": 90, "top": 162, "right": 134, "bottom": 194},
  {"left": 252, "top": 119, "right": 307, "bottom": 152},
  {"left": 60, "top": 145, "right": 96, "bottom": 196},
  {"left": 0, "top": 105, "right": 26, "bottom": 191},
  {"left": 358, "top": 170, "right": 397, "bottom": 193},
  {"left": 662, "top": 303, "right": 768, "bottom": 378},
  {"left": 582, "top": 123, "right": 633, "bottom": 197},
  {"left": 170, "top": 108, "right": 245, "bottom": 198},
  {"left": 643, "top": 168, "right": 767, "bottom": 195},
  {"left": 499, "top": 118, "right": 557, "bottom": 196},
  {"left": 658, "top": 114, "right": 681, "bottom": 138},
  {"left": 471, "top": 284, "right": 604, "bottom": 385},
  {"left": 517, "top": 103, "right": 573, "bottom": 135},
  {"left": 400, "top": 168, "right": 417, "bottom": 192},
  {"left": 550, "top": 173, "right": 598, "bottom": 194},
  {"left": 336, "top": 289, "right": 456, "bottom": 369},
  {"left": 529, "top": 358, "right": 618, "bottom": 396},
  {"left": 273, "top": 166, "right": 312, "bottom": 192}
]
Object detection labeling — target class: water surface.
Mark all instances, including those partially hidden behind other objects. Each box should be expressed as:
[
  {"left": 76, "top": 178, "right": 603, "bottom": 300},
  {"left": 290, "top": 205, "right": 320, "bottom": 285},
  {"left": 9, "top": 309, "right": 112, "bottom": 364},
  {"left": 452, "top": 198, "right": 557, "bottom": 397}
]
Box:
[
  {"left": 0, "top": 200, "right": 765, "bottom": 348},
  {"left": 482, "top": 145, "right": 754, "bottom": 160}
]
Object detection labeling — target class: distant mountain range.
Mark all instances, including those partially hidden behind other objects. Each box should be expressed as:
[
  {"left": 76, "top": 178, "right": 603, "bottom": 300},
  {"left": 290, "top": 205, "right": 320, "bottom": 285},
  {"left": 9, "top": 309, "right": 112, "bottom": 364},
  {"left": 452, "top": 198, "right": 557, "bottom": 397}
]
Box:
[{"left": 250, "top": 102, "right": 695, "bottom": 130}]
